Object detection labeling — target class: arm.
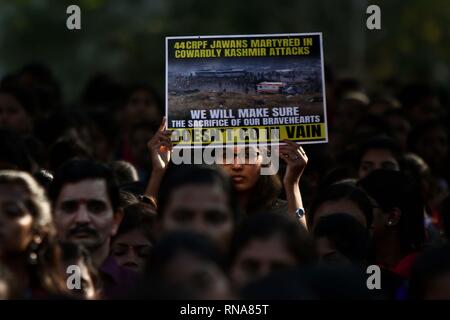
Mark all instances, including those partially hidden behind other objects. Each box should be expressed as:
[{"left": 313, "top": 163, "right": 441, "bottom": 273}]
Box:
[
  {"left": 144, "top": 117, "right": 173, "bottom": 205},
  {"left": 279, "top": 140, "right": 308, "bottom": 230}
]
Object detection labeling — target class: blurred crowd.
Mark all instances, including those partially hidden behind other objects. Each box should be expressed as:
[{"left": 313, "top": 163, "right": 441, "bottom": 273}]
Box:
[{"left": 0, "top": 62, "right": 449, "bottom": 300}]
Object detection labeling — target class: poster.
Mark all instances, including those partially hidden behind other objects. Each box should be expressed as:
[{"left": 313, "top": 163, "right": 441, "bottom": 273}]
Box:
[{"left": 166, "top": 33, "right": 328, "bottom": 147}]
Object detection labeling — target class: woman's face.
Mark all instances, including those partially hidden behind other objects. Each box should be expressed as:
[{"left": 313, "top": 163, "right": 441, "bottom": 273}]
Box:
[
  {"left": 219, "top": 146, "right": 262, "bottom": 192},
  {"left": 111, "top": 228, "right": 153, "bottom": 273},
  {"left": 0, "top": 184, "right": 34, "bottom": 259},
  {"left": 123, "top": 89, "right": 160, "bottom": 127},
  {"left": 0, "top": 93, "right": 33, "bottom": 134}
]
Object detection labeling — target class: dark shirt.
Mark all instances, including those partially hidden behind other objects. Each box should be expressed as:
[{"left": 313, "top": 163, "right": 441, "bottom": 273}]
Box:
[{"left": 99, "top": 255, "right": 139, "bottom": 299}]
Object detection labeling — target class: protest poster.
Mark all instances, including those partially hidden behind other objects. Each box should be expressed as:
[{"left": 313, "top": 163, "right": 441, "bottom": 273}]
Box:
[{"left": 166, "top": 33, "right": 328, "bottom": 147}]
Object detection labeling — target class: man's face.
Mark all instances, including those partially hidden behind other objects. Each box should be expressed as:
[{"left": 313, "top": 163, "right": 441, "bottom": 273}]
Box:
[
  {"left": 53, "top": 179, "right": 121, "bottom": 251},
  {"left": 230, "top": 235, "right": 298, "bottom": 289},
  {"left": 358, "top": 148, "right": 399, "bottom": 179},
  {"left": 161, "top": 184, "right": 234, "bottom": 253}
]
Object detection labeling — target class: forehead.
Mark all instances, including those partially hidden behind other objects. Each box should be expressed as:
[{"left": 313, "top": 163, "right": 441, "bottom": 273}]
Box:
[
  {"left": 113, "top": 229, "right": 152, "bottom": 246},
  {"left": 362, "top": 148, "right": 396, "bottom": 162},
  {"left": 315, "top": 199, "right": 366, "bottom": 227},
  {"left": 57, "top": 179, "right": 109, "bottom": 202},
  {"left": 239, "top": 236, "right": 294, "bottom": 261}
]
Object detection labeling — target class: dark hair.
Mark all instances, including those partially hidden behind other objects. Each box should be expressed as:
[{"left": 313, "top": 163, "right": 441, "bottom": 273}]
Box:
[
  {"left": 110, "top": 161, "right": 139, "bottom": 186},
  {"left": 33, "top": 169, "right": 54, "bottom": 193},
  {"left": 314, "top": 213, "right": 370, "bottom": 264},
  {"left": 49, "top": 159, "right": 120, "bottom": 212},
  {"left": 230, "top": 212, "right": 315, "bottom": 266},
  {"left": 407, "top": 120, "right": 448, "bottom": 152},
  {"left": 0, "top": 87, "right": 36, "bottom": 117},
  {"left": 309, "top": 181, "right": 373, "bottom": 228},
  {"left": 0, "top": 129, "right": 35, "bottom": 172},
  {"left": 118, "top": 190, "right": 140, "bottom": 208},
  {"left": 0, "top": 170, "right": 68, "bottom": 297},
  {"left": 125, "top": 83, "right": 163, "bottom": 115},
  {"left": 157, "top": 164, "right": 240, "bottom": 223},
  {"left": 358, "top": 169, "right": 425, "bottom": 254},
  {"left": 114, "top": 203, "right": 156, "bottom": 242},
  {"left": 48, "top": 136, "right": 91, "bottom": 172},
  {"left": 409, "top": 244, "right": 450, "bottom": 299},
  {"left": 355, "top": 135, "right": 402, "bottom": 169}
]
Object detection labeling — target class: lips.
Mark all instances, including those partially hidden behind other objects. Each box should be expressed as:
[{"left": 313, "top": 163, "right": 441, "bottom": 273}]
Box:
[{"left": 231, "top": 175, "right": 246, "bottom": 183}]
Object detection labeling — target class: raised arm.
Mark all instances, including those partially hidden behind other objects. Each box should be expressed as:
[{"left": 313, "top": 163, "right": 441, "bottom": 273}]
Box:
[
  {"left": 144, "top": 117, "right": 173, "bottom": 205},
  {"left": 279, "top": 140, "right": 308, "bottom": 230}
]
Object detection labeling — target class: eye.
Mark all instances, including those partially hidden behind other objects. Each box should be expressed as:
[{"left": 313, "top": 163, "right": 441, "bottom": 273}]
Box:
[
  {"left": 87, "top": 200, "right": 107, "bottom": 214},
  {"left": 172, "top": 209, "right": 194, "bottom": 224},
  {"left": 2, "top": 202, "right": 26, "bottom": 218},
  {"left": 137, "top": 245, "right": 152, "bottom": 258},
  {"left": 60, "top": 200, "right": 79, "bottom": 214},
  {"left": 205, "top": 210, "right": 229, "bottom": 225},
  {"left": 111, "top": 246, "right": 127, "bottom": 257}
]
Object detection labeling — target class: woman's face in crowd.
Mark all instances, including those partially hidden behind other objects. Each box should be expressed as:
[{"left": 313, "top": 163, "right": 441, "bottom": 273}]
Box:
[
  {"left": 163, "top": 252, "right": 233, "bottom": 299},
  {"left": 219, "top": 146, "right": 262, "bottom": 192},
  {"left": 0, "top": 184, "right": 34, "bottom": 258},
  {"left": 111, "top": 228, "right": 152, "bottom": 273},
  {"left": 313, "top": 199, "right": 367, "bottom": 229},
  {"left": 0, "top": 93, "right": 33, "bottom": 134},
  {"left": 358, "top": 148, "right": 399, "bottom": 179},
  {"left": 123, "top": 89, "right": 160, "bottom": 127},
  {"left": 230, "top": 234, "right": 298, "bottom": 289},
  {"left": 161, "top": 184, "right": 234, "bottom": 253}
]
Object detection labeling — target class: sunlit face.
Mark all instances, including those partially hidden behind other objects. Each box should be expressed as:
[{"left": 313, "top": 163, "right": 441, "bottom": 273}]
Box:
[
  {"left": 161, "top": 184, "right": 234, "bottom": 253},
  {"left": 358, "top": 148, "right": 399, "bottom": 179},
  {"left": 0, "top": 93, "right": 33, "bottom": 134},
  {"left": 230, "top": 235, "right": 298, "bottom": 289},
  {"left": 219, "top": 146, "right": 262, "bottom": 192},
  {"left": 53, "top": 179, "right": 122, "bottom": 251},
  {"left": 313, "top": 199, "right": 367, "bottom": 229},
  {"left": 163, "top": 252, "right": 233, "bottom": 299},
  {"left": 111, "top": 229, "right": 152, "bottom": 273},
  {"left": 0, "top": 184, "right": 34, "bottom": 258},
  {"left": 124, "top": 89, "right": 160, "bottom": 127}
]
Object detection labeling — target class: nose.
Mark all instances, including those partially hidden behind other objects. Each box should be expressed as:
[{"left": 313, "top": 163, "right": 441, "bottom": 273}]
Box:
[
  {"left": 74, "top": 205, "right": 91, "bottom": 224},
  {"left": 231, "top": 157, "right": 244, "bottom": 170}
]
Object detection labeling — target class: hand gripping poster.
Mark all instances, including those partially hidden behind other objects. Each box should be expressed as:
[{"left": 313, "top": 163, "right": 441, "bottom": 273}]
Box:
[{"left": 166, "top": 33, "right": 328, "bottom": 147}]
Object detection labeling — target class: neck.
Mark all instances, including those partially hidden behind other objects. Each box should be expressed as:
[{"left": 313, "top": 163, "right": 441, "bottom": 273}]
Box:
[
  {"left": 375, "top": 232, "right": 404, "bottom": 269},
  {"left": 238, "top": 190, "right": 251, "bottom": 213},
  {"left": 90, "top": 239, "right": 111, "bottom": 270}
]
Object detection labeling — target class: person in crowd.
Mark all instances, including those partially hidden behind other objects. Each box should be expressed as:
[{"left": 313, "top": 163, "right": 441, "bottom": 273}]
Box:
[
  {"left": 308, "top": 181, "right": 373, "bottom": 229},
  {"left": 49, "top": 159, "right": 137, "bottom": 299},
  {"left": 140, "top": 231, "right": 234, "bottom": 299},
  {"left": 358, "top": 169, "right": 425, "bottom": 278},
  {"left": 0, "top": 87, "right": 35, "bottom": 136},
  {"left": 313, "top": 213, "right": 370, "bottom": 267},
  {"left": 146, "top": 119, "right": 309, "bottom": 228},
  {"left": 111, "top": 203, "right": 156, "bottom": 273},
  {"left": 60, "top": 242, "right": 100, "bottom": 300},
  {"left": 356, "top": 136, "right": 402, "bottom": 179},
  {"left": 154, "top": 164, "right": 239, "bottom": 254},
  {"left": 229, "top": 212, "right": 315, "bottom": 291},
  {"left": 0, "top": 170, "right": 68, "bottom": 298},
  {"left": 409, "top": 244, "right": 450, "bottom": 300},
  {"left": 384, "top": 109, "right": 411, "bottom": 152},
  {"left": 110, "top": 160, "right": 139, "bottom": 186}
]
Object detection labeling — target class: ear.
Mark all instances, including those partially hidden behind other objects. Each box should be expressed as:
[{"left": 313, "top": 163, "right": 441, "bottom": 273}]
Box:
[
  {"left": 110, "top": 208, "right": 124, "bottom": 237},
  {"left": 385, "top": 207, "right": 401, "bottom": 227}
]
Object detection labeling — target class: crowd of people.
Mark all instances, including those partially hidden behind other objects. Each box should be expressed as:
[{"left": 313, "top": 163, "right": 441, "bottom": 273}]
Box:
[{"left": 0, "top": 62, "right": 449, "bottom": 300}]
